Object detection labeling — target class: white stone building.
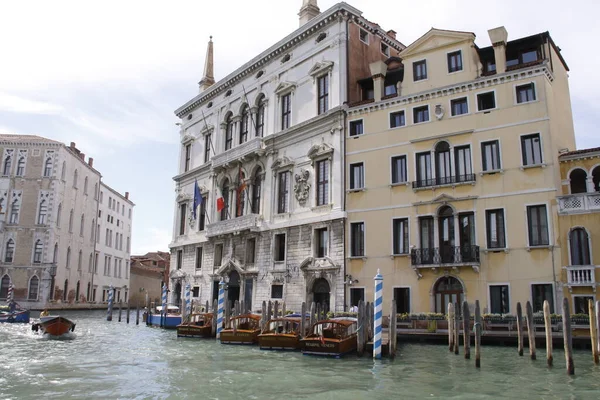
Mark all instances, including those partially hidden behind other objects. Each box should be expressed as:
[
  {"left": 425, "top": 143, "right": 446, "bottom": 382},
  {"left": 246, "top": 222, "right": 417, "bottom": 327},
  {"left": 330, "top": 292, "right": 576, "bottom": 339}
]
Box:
[{"left": 169, "top": 1, "right": 403, "bottom": 312}]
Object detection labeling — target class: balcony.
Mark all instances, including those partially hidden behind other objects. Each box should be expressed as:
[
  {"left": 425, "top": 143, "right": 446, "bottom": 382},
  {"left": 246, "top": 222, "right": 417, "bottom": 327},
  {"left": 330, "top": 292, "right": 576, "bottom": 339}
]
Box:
[
  {"left": 557, "top": 193, "right": 600, "bottom": 215},
  {"left": 412, "top": 174, "right": 476, "bottom": 190},
  {"left": 211, "top": 137, "right": 265, "bottom": 170},
  {"left": 411, "top": 245, "right": 480, "bottom": 269},
  {"left": 206, "top": 213, "right": 261, "bottom": 238},
  {"left": 565, "top": 265, "right": 596, "bottom": 288}
]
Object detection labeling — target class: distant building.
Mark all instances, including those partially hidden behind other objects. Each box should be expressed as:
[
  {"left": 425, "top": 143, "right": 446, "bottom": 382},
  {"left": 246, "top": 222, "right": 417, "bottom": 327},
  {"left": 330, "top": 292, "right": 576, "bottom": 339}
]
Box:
[
  {"left": 0, "top": 135, "right": 134, "bottom": 308},
  {"left": 129, "top": 251, "right": 170, "bottom": 306}
]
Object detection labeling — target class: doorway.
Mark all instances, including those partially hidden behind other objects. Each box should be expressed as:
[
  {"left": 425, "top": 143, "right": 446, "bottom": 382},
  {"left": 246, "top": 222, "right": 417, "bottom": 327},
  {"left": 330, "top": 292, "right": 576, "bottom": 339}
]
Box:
[
  {"left": 174, "top": 282, "right": 182, "bottom": 308},
  {"left": 434, "top": 276, "right": 463, "bottom": 313},
  {"left": 313, "top": 278, "right": 330, "bottom": 312},
  {"left": 227, "top": 270, "right": 240, "bottom": 304}
]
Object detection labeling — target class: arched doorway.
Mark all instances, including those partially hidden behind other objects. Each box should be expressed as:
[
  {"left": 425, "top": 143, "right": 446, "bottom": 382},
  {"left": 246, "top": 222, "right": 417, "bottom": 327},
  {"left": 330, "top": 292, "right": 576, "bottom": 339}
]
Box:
[
  {"left": 434, "top": 276, "right": 463, "bottom": 313},
  {"left": 227, "top": 270, "right": 240, "bottom": 304},
  {"left": 174, "top": 281, "right": 182, "bottom": 308},
  {"left": 63, "top": 279, "right": 69, "bottom": 302},
  {"left": 75, "top": 281, "right": 80, "bottom": 302},
  {"left": 313, "top": 278, "right": 330, "bottom": 312},
  {"left": 569, "top": 169, "right": 588, "bottom": 194}
]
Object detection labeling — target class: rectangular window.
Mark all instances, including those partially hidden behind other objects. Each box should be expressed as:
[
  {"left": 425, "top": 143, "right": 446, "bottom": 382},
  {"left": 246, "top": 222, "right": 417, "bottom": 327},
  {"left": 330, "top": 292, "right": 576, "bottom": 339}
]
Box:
[
  {"left": 574, "top": 296, "right": 594, "bottom": 314},
  {"left": 349, "top": 120, "right": 363, "bottom": 137},
  {"left": 447, "top": 50, "right": 463, "bottom": 73},
  {"left": 381, "top": 42, "right": 389, "bottom": 57},
  {"left": 516, "top": 83, "right": 536, "bottom": 104},
  {"left": 394, "top": 287, "right": 410, "bottom": 314},
  {"left": 477, "top": 91, "right": 496, "bottom": 111},
  {"left": 271, "top": 284, "right": 283, "bottom": 299},
  {"left": 246, "top": 238, "right": 256, "bottom": 264},
  {"left": 349, "top": 162, "right": 364, "bottom": 190},
  {"left": 214, "top": 244, "right": 223, "bottom": 267},
  {"left": 359, "top": 28, "right": 369, "bottom": 44},
  {"left": 521, "top": 133, "right": 542, "bottom": 166},
  {"left": 184, "top": 144, "right": 191, "bottom": 172},
  {"left": 450, "top": 97, "right": 468, "bottom": 116},
  {"left": 9, "top": 202, "right": 19, "bottom": 224},
  {"left": 199, "top": 195, "right": 207, "bottom": 231},
  {"left": 532, "top": 284, "right": 554, "bottom": 313},
  {"left": 317, "top": 75, "right": 329, "bottom": 115},
  {"left": 390, "top": 111, "right": 405, "bottom": 128},
  {"left": 315, "top": 228, "right": 328, "bottom": 258},
  {"left": 393, "top": 218, "right": 409, "bottom": 255},
  {"left": 195, "top": 247, "right": 202, "bottom": 270},
  {"left": 192, "top": 286, "right": 200, "bottom": 297},
  {"left": 277, "top": 171, "right": 290, "bottom": 214},
  {"left": 350, "top": 222, "right": 365, "bottom": 257},
  {"left": 454, "top": 145, "right": 472, "bottom": 179},
  {"left": 481, "top": 140, "right": 501, "bottom": 171},
  {"left": 486, "top": 209, "right": 506, "bottom": 249},
  {"left": 179, "top": 203, "right": 186, "bottom": 235},
  {"left": 176, "top": 250, "right": 182, "bottom": 270},
  {"left": 281, "top": 93, "right": 291, "bottom": 130},
  {"left": 350, "top": 288, "right": 365, "bottom": 307},
  {"left": 316, "top": 159, "right": 329, "bottom": 206},
  {"left": 413, "top": 60, "right": 427, "bottom": 81},
  {"left": 274, "top": 234, "right": 286, "bottom": 262},
  {"left": 527, "top": 205, "right": 549, "bottom": 246},
  {"left": 416, "top": 152, "right": 432, "bottom": 186},
  {"left": 391, "top": 156, "right": 407, "bottom": 184},
  {"left": 489, "top": 285, "right": 510, "bottom": 314},
  {"left": 413, "top": 106, "right": 429, "bottom": 123},
  {"left": 204, "top": 134, "right": 211, "bottom": 163}
]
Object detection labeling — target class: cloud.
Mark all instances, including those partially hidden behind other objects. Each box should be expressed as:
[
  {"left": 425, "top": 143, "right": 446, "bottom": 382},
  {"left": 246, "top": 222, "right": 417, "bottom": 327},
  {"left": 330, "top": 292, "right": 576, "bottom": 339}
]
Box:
[{"left": 0, "top": 93, "right": 63, "bottom": 115}]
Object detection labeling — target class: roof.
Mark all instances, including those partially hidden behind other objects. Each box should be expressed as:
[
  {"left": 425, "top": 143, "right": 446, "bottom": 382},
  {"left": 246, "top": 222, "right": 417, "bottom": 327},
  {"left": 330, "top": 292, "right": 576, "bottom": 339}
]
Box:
[
  {"left": 559, "top": 147, "right": 600, "bottom": 160},
  {"left": 0, "top": 134, "right": 63, "bottom": 145}
]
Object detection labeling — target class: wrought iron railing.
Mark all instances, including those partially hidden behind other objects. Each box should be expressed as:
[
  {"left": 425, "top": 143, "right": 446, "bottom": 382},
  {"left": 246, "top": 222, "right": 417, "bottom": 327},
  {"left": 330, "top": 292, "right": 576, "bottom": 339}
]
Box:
[
  {"left": 412, "top": 174, "right": 476, "bottom": 189},
  {"left": 410, "top": 245, "right": 480, "bottom": 266}
]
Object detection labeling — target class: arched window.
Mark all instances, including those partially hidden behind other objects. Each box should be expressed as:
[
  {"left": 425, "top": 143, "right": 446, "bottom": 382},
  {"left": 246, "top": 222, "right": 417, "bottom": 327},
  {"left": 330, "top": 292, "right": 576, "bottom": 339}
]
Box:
[
  {"left": 224, "top": 113, "right": 233, "bottom": 151},
  {"left": 91, "top": 218, "right": 95, "bottom": 241},
  {"left": 570, "top": 228, "right": 591, "bottom": 265},
  {"left": 28, "top": 276, "right": 39, "bottom": 300},
  {"left": 80, "top": 214, "right": 85, "bottom": 236},
  {"left": 89, "top": 253, "right": 93, "bottom": 273},
  {"left": 38, "top": 199, "right": 47, "bottom": 225},
  {"left": 63, "top": 279, "right": 69, "bottom": 302},
  {"left": 434, "top": 276, "right": 463, "bottom": 313},
  {"left": 9, "top": 199, "right": 19, "bottom": 224},
  {"left": 44, "top": 157, "right": 53, "bottom": 177},
  {"left": 53, "top": 243, "right": 58, "bottom": 263},
  {"left": 569, "top": 169, "right": 588, "bottom": 194},
  {"left": 66, "top": 247, "right": 71, "bottom": 269},
  {"left": 33, "top": 239, "right": 43, "bottom": 263},
  {"left": 0, "top": 275, "right": 10, "bottom": 298},
  {"left": 87, "top": 282, "right": 91, "bottom": 301},
  {"left": 84, "top": 176, "right": 88, "bottom": 194},
  {"left": 16, "top": 157, "right": 25, "bottom": 176},
  {"left": 56, "top": 203, "right": 62, "bottom": 227},
  {"left": 73, "top": 169, "right": 78, "bottom": 188},
  {"left": 61, "top": 161, "right": 66, "bottom": 180},
  {"left": 68, "top": 209, "right": 74, "bottom": 232},
  {"left": 435, "top": 141, "right": 451, "bottom": 184},
  {"left": 77, "top": 250, "right": 82, "bottom": 271},
  {"left": 252, "top": 167, "right": 262, "bottom": 214},
  {"left": 3, "top": 155, "right": 12, "bottom": 175},
  {"left": 256, "top": 95, "right": 265, "bottom": 137},
  {"left": 94, "top": 182, "right": 98, "bottom": 199},
  {"left": 221, "top": 178, "right": 230, "bottom": 221},
  {"left": 5, "top": 239, "right": 15, "bottom": 263},
  {"left": 236, "top": 171, "right": 246, "bottom": 217},
  {"left": 240, "top": 105, "right": 249, "bottom": 144},
  {"left": 592, "top": 166, "right": 600, "bottom": 192}
]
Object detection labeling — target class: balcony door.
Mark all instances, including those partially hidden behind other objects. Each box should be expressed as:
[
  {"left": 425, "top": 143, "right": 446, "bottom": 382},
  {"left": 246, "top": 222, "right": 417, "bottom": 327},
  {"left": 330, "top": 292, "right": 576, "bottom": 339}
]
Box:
[
  {"left": 435, "top": 142, "right": 451, "bottom": 185},
  {"left": 438, "top": 206, "right": 455, "bottom": 263},
  {"left": 419, "top": 217, "right": 434, "bottom": 264},
  {"left": 459, "top": 212, "right": 476, "bottom": 262}
]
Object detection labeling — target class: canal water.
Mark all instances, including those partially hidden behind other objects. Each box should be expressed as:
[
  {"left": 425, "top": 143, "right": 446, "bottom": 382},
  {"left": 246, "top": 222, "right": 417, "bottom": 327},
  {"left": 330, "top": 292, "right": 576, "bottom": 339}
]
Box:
[{"left": 1, "top": 310, "right": 600, "bottom": 399}]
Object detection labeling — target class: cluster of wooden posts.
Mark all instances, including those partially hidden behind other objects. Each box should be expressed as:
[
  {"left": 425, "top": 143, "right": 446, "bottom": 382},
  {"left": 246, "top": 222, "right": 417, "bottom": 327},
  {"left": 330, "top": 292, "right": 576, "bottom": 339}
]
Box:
[
  {"left": 107, "top": 301, "right": 142, "bottom": 325},
  {"left": 448, "top": 298, "right": 600, "bottom": 375},
  {"left": 355, "top": 299, "right": 398, "bottom": 358}
]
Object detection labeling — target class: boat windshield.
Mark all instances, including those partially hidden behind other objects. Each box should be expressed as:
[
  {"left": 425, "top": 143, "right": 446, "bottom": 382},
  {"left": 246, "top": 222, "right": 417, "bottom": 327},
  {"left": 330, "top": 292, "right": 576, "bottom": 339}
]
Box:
[
  {"left": 311, "top": 321, "right": 357, "bottom": 339},
  {"left": 263, "top": 319, "right": 299, "bottom": 334},
  {"left": 230, "top": 316, "right": 260, "bottom": 330}
]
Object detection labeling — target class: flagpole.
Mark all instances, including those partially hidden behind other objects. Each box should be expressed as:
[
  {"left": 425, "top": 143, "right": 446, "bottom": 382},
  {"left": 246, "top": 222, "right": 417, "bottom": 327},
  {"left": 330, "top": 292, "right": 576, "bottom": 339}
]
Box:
[
  {"left": 201, "top": 109, "right": 217, "bottom": 156},
  {"left": 242, "top": 85, "right": 257, "bottom": 137}
]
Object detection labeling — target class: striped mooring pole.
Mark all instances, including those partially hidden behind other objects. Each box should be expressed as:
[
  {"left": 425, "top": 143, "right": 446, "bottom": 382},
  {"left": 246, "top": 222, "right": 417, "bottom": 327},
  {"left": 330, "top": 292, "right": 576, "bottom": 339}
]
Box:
[
  {"left": 106, "top": 284, "right": 114, "bottom": 321},
  {"left": 161, "top": 283, "right": 168, "bottom": 328},
  {"left": 216, "top": 278, "right": 225, "bottom": 339},
  {"left": 373, "top": 269, "right": 383, "bottom": 360},
  {"left": 7, "top": 283, "right": 14, "bottom": 311},
  {"left": 185, "top": 283, "right": 191, "bottom": 319}
]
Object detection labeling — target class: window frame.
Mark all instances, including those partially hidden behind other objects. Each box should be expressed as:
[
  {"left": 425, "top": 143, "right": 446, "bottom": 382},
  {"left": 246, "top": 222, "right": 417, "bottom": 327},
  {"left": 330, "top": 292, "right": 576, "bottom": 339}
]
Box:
[
  {"left": 314, "top": 227, "right": 329, "bottom": 258},
  {"left": 246, "top": 237, "right": 256, "bottom": 264},
  {"left": 315, "top": 159, "right": 330, "bottom": 207},
  {"left": 485, "top": 208, "right": 507, "bottom": 250},
  {"left": 480, "top": 139, "right": 502, "bottom": 172},
  {"left": 393, "top": 286, "right": 411, "bottom": 314},
  {"left": 178, "top": 203, "right": 187, "bottom": 236},
  {"left": 389, "top": 110, "right": 406, "bottom": 129},
  {"left": 214, "top": 243, "right": 224, "bottom": 267},
  {"left": 531, "top": 282, "right": 555, "bottom": 313},
  {"left": 349, "top": 162, "right": 365, "bottom": 190},
  {"left": 359, "top": 28, "right": 369, "bottom": 44},
  {"left": 476, "top": 90, "right": 497, "bottom": 112},
  {"left": 349, "top": 119, "right": 364, "bottom": 137},
  {"left": 412, "top": 105, "right": 430, "bottom": 124},
  {"left": 349, "top": 287, "right": 366, "bottom": 308},
  {"left": 195, "top": 247, "right": 203, "bottom": 270},
  {"left": 520, "top": 133, "right": 544, "bottom": 167},
  {"left": 273, "top": 233, "right": 286, "bottom": 262},
  {"left": 317, "top": 74, "right": 329, "bottom": 115},
  {"left": 488, "top": 284, "right": 511, "bottom": 314},
  {"left": 350, "top": 221, "right": 365, "bottom": 257},
  {"left": 381, "top": 42, "right": 390, "bottom": 57},
  {"left": 184, "top": 143, "right": 191, "bottom": 172},
  {"left": 413, "top": 59, "right": 427, "bottom": 82},
  {"left": 276, "top": 170, "right": 291, "bottom": 214},
  {"left": 391, "top": 155, "right": 408, "bottom": 185},
  {"left": 449, "top": 96, "right": 469, "bottom": 117},
  {"left": 447, "top": 50, "right": 463, "bottom": 74},
  {"left": 271, "top": 284, "right": 284, "bottom": 299},
  {"left": 281, "top": 93, "right": 292, "bottom": 130},
  {"left": 204, "top": 133, "right": 211, "bottom": 163},
  {"left": 392, "top": 217, "right": 409, "bottom": 255},
  {"left": 515, "top": 82, "right": 537, "bottom": 104},
  {"left": 526, "top": 204, "right": 550, "bottom": 247}
]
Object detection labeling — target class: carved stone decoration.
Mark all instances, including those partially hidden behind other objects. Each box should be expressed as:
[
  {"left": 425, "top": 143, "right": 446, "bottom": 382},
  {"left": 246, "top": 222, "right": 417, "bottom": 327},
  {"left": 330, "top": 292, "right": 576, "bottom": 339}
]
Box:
[
  {"left": 434, "top": 104, "right": 444, "bottom": 120},
  {"left": 188, "top": 200, "right": 196, "bottom": 229},
  {"left": 294, "top": 169, "right": 311, "bottom": 206}
]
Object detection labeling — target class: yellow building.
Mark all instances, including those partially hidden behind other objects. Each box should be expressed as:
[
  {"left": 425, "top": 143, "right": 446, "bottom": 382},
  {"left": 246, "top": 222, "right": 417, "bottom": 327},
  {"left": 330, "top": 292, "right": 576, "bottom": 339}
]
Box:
[
  {"left": 345, "top": 27, "right": 574, "bottom": 315},
  {"left": 557, "top": 148, "right": 600, "bottom": 314}
]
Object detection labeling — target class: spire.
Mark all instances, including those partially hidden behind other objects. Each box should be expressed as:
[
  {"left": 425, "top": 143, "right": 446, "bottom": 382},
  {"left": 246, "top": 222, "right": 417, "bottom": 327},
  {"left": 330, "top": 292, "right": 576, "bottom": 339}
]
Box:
[
  {"left": 198, "top": 36, "right": 215, "bottom": 93},
  {"left": 299, "top": 0, "right": 320, "bottom": 27}
]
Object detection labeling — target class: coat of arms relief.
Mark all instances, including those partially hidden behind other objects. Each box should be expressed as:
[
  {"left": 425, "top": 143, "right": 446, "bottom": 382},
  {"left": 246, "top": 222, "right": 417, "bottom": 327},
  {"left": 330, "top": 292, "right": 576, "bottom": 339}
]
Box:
[{"left": 294, "top": 169, "right": 311, "bottom": 206}]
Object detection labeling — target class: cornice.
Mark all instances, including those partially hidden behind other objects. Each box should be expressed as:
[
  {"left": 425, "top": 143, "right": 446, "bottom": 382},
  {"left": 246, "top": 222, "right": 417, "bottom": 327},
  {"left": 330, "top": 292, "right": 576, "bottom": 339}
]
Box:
[
  {"left": 348, "top": 62, "right": 554, "bottom": 116},
  {"left": 173, "top": 161, "right": 213, "bottom": 182},
  {"left": 559, "top": 153, "right": 600, "bottom": 162}
]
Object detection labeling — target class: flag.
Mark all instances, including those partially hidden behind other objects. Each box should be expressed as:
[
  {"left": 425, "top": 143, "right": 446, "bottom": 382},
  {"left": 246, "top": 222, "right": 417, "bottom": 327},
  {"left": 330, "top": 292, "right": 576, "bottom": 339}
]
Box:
[
  {"left": 216, "top": 197, "right": 225, "bottom": 212},
  {"left": 192, "top": 179, "right": 202, "bottom": 220},
  {"left": 236, "top": 167, "right": 247, "bottom": 216}
]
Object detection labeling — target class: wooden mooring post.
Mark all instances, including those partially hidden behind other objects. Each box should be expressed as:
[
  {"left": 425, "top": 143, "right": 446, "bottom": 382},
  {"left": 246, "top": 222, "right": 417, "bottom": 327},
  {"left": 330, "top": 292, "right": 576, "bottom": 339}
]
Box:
[
  {"left": 596, "top": 301, "right": 600, "bottom": 360},
  {"left": 369, "top": 302, "right": 375, "bottom": 342},
  {"left": 126, "top": 302, "right": 130, "bottom": 324},
  {"left": 205, "top": 300, "right": 209, "bottom": 313},
  {"left": 267, "top": 301, "right": 273, "bottom": 323},
  {"left": 212, "top": 299, "right": 218, "bottom": 336},
  {"left": 357, "top": 300, "right": 365, "bottom": 357},
  {"left": 475, "top": 300, "right": 481, "bottom": 368},
  {"left": 463, "top": 301, "right": 471, "bottom": 359},
  {"left": 562, "top": 298, "right": 574, "bottom": 375},
  {"left": 589, "top": 299, "right": 599, "bottom": 365},
  {"left": 136, "top": 304, "right": 140, "bottom": 325},
  {"left": 390, "top": 299, "right": 397, "bottom": 359},
  {"left": 525, "top": 301, "right": 536, "bottom": 360},
  {"left": 118, "top": 302, "right": 122, "bottom": 322},
  {"left": 453, "top": 302, "right": 460, "bottom": 355},
  {"left": 261, "top": 301, "right": 267, "bottom": 330},
  {"left": 309, "top": 302, "right": 316, "bottom": 329},
  {"left": 274, "top": 301, "right": 279, "bottom": 319},
  {"left": 145, "top": 295, "right": 151, "bottom": 326},
  {"left": 282, "top": 301, "right": 286, "bottom": 316},
  {"left": 543, "top": 300, "right": 553, "bottom": 367},
  {"left": 300, "top": 302, "right": 306, "bottom": 338},
  {"left": 225, "top": 300, "right": 231, "bottom": 329},
  {"left": 448, "top": 303, "right": 455, "bottom": 352},
  {"left": 516, "top": 302, "right": 524, "bottom": 356}
]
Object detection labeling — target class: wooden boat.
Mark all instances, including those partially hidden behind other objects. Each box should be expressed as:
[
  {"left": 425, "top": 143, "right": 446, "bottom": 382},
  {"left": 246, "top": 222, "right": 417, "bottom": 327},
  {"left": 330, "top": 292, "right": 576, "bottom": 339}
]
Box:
[
  {"left": 146, "top": 305, "right": 182, "bottom": 329},
  {"left": 176, "top": 313, "right": 214, "bottom": 338},
  {"left": 32, "top": 316, "right": 76, "bottom": 337},
  {"left": 219, "top": 314, "right": 261, "bottom": 345},
  {"left": 0, "top": 305, "right": 30, "bottom": 323},
  {"left": 258, "top": 316, "right": 308, "bottom": 350},
  {"left": 300, "top": 317, "right": 358, "bottom": 357}
]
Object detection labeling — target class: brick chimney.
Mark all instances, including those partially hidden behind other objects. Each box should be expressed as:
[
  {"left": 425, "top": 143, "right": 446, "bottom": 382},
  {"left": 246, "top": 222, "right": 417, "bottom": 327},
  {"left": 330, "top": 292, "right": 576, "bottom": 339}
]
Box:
[
  {"left": 125, "top": 192, "right": 129, "bottom": 200},
  {"left": 88, "top": 157, "right": 94, "bottom": 167},
  {"left": 70, "top": 142, "right": 76, "bottom": 149},
  {"left": 488, "top": 26, "right": 508, "bottom": 74},
  {"left": 79, "top": 153, "right": 85, "bottom": 160},
  {"left": 387, "top": 30, "right": 397, "bottom": 39}
]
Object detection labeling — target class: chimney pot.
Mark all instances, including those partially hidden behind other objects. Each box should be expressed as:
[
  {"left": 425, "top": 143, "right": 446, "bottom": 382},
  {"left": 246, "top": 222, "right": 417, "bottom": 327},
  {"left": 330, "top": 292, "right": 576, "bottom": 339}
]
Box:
[
  {"left": 125, "top": 192, "right": 129, "bottom": 200},
  {"left": 80, "top": 153, "right": 85, "bottom": 160},
  {"left": 387, "top": 30, "right": 397, "bottom": 39},
  {"left": 70, "top": 142, "right": 76, "bottom": 149},
  {"left": 88, "top": 157, "right": 94, "bottom": 167}
]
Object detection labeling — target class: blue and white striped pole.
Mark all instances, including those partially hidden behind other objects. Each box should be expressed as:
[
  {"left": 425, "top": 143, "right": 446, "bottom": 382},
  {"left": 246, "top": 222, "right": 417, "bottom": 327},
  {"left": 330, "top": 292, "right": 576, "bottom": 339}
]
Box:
[
  {"left": 373, "top": 269, "right": 383, "bottom": 359},
  {"left": 106, "top": 284, "right": 114, "bottom": 321},
  {"left": 185, "top": 283, "right": 191, "bottom": 318},
  {"left": 161, "top": 283, "right": 167, "bottom": 327},
  {"left": 216, "top": 278, "right": 225, "bottom": 339}
]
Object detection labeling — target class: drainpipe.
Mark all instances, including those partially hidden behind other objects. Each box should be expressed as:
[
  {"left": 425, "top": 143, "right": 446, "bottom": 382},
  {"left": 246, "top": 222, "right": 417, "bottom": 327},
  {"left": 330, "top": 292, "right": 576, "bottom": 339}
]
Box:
[
  {"left": 550, "top": 244, "right": 559, "bottom": 314},
  {"left": 342, "top": 16, "right": 349, "bottom": 312}
]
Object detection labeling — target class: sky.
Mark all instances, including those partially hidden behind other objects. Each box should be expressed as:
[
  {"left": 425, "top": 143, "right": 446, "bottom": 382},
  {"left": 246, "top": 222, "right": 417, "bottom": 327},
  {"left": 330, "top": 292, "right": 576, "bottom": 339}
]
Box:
[{"left": 1, "top": 0, "right": 598, "bottom": 255}]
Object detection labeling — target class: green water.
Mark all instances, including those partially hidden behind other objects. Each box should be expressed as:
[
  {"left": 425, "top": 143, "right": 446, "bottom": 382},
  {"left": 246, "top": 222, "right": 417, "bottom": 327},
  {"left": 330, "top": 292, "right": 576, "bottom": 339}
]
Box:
[{"left": 1, "top": 310, "right": 599, "bottom": 399}]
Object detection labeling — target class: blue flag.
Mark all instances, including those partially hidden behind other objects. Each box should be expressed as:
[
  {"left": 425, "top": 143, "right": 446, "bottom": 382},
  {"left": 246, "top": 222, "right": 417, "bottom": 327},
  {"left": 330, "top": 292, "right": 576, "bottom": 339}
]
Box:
[{"left": 193, "top": 179, "right": 202, "bottom": 220}]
